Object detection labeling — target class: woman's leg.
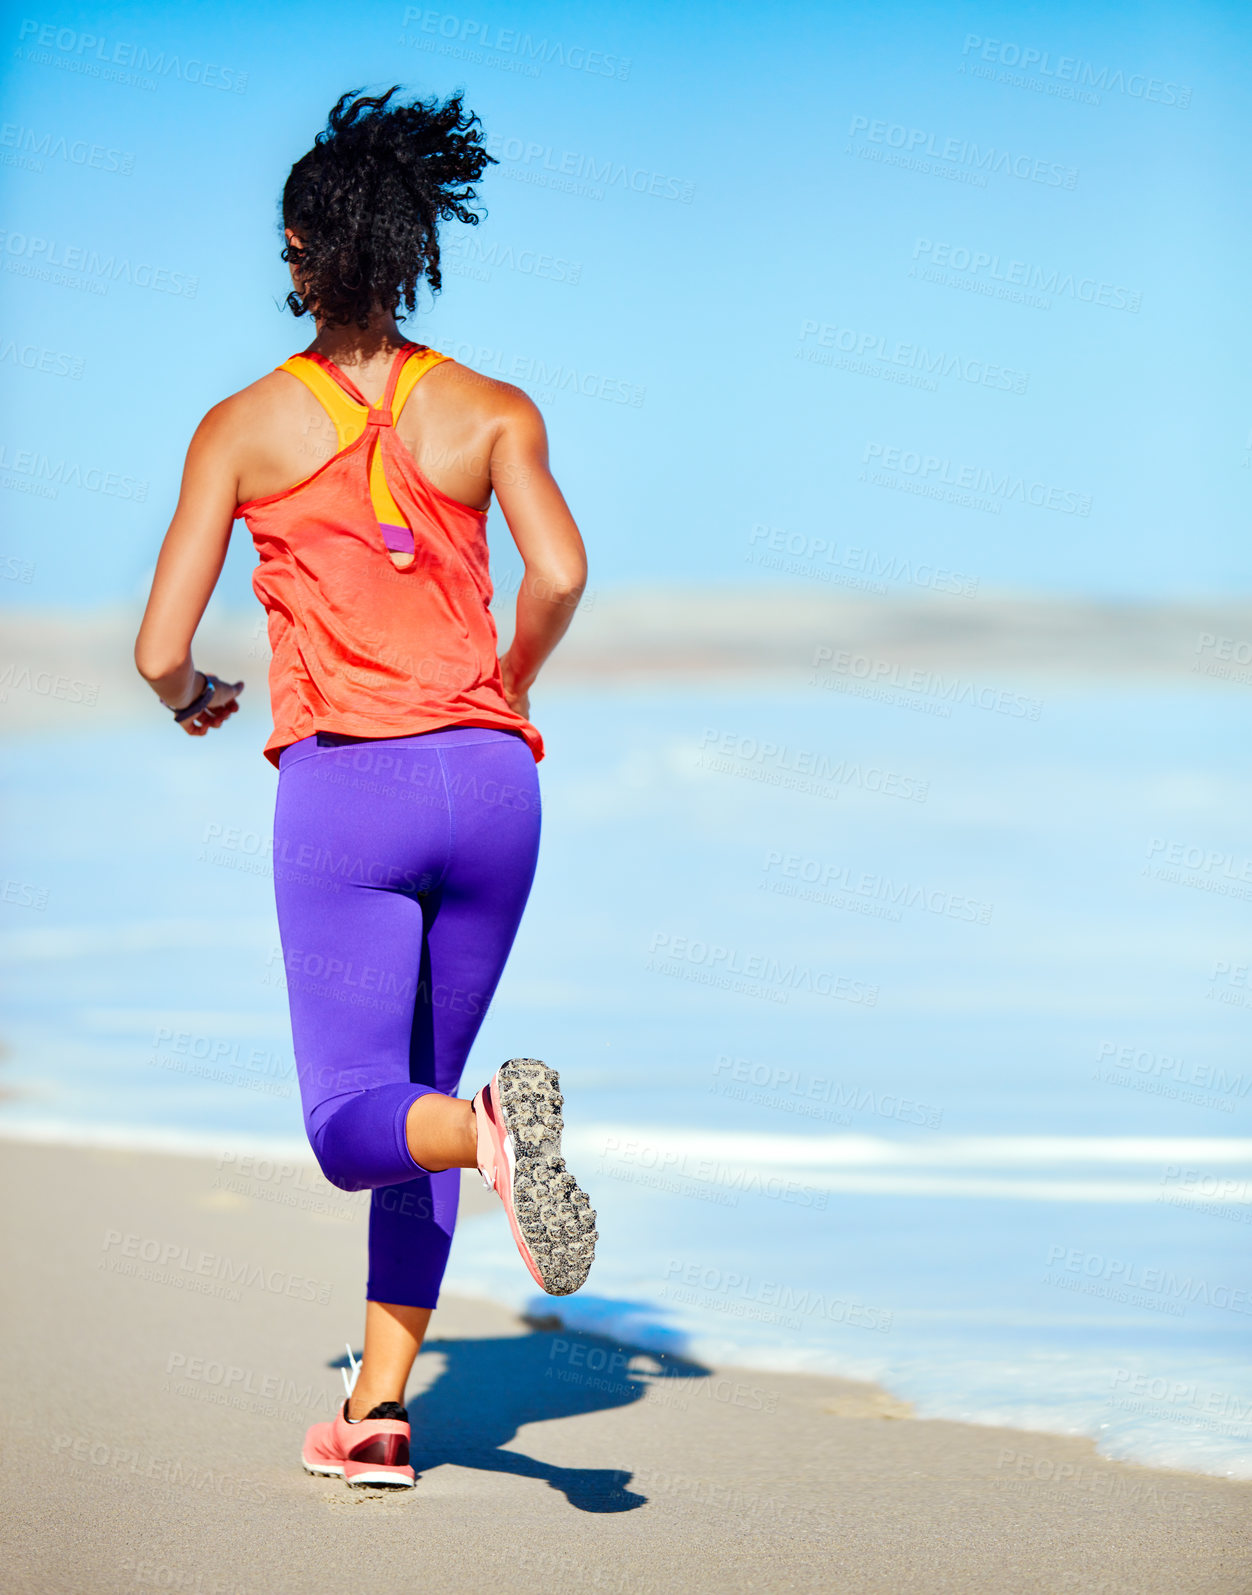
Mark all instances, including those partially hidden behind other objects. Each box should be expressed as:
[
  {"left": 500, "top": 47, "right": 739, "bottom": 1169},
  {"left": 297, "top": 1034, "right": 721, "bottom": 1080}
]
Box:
[
  {"left": 405, "top": 1091, "right": 477, "bottom": 1169},
  {"left": 357, "top": 735, "right": 541, "bottom": 1403},
  {"left": 275, "top": 731, "right": 540, "bottom": 1412},
  {"left": 345, "top": 1301, "right": 432, "bottom": 1417},
  {"left": 273, "top": 740, "right": 449, "bottom": 1195},
  {"left": 353, "top": 1093, "right": 475, "bottom": 1417}
]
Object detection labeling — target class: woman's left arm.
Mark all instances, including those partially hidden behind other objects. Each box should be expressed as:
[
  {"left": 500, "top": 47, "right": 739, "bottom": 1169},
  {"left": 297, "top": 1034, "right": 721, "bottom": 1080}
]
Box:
[{"left": 134, "top": 404, "right": 245, "bottom": 737}]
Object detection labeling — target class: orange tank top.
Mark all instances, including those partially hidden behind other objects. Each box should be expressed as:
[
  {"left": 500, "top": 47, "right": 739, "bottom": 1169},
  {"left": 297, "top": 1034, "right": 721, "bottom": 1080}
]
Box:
[{"left": 236, "top": 342, "right": 543, "bottom": 768}]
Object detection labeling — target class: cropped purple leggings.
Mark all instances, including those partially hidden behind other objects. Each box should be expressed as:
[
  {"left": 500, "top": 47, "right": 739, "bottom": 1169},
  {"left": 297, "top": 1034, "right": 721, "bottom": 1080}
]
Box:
[{"left": 272, "top": 727, "right": 540, "bottom": 1309}]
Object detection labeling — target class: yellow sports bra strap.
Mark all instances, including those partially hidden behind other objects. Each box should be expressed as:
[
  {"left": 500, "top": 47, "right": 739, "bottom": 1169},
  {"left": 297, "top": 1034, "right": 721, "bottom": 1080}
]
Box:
[
  {"left": 279, "top": 355, "right": 366, "bottom": 451},
  {"left": 392, "top": 347, "right": 448, "bottom": 419},
  {"left": 367, "top": 350, "right": 447, "bottom": 546},
  {"left": 369, "top": 437, "right": 408, "bottom": 532}
]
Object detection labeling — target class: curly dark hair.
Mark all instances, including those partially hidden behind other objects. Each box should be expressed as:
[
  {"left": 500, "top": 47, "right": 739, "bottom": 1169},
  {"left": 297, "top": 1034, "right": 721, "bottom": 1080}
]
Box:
[{"left": 281, "top": 85, "right": 495, "bottom": 330}]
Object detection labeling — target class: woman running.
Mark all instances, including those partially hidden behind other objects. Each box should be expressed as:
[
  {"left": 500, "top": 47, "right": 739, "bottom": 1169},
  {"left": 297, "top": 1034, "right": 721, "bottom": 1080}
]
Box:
[{"left": 133, "top": 86, "right": 597, "bottom": 1490}]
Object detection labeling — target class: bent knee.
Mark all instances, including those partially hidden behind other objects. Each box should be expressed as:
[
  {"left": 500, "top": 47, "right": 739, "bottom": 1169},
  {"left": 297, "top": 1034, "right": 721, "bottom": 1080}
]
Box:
[{"left": 308, "top": 1125, "right": 370, "bottom": 1193}]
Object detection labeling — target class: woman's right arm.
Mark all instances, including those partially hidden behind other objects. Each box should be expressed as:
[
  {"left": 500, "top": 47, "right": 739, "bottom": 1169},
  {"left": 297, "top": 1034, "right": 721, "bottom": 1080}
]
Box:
[
  {"left": 134, "top": 404, "right": 245, "bottom": 735},
  {"left": 488, "top": 391, "right": 587, "bottom": 719}
]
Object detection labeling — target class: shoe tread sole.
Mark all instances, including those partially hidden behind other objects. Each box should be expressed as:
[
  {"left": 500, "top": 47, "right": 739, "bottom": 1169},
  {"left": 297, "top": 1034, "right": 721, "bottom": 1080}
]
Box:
[{"left": 497, "top": 1057, "right": 597, "bottom": 1296}]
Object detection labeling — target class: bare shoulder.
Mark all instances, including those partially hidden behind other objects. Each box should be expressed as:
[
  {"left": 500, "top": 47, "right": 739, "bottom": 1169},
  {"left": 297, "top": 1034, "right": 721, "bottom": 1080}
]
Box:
[
  {"left": 186, "top": 369, "right": 319, "bottom": 484},
  {"left": 424, "top": 357, "right": 544, "bottom": 436},
  {"left": 201, "top": 369, "right": 302, "bottom": 439}
]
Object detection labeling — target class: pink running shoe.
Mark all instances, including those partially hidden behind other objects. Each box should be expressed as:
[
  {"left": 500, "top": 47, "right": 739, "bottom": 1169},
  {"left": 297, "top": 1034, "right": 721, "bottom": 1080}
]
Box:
[
  {"left": 472, "top": 1057, "right": 597, "bottom": 1296},
  {"left": 302, "top": 1350, "right": 415, "bottom": 1488}
]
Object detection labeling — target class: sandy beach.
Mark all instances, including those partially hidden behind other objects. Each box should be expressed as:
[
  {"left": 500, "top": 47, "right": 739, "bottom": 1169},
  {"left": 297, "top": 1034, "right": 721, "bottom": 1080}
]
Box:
[{"left": 3, "top": 1137, "right": 1249, "bottom": 1595}]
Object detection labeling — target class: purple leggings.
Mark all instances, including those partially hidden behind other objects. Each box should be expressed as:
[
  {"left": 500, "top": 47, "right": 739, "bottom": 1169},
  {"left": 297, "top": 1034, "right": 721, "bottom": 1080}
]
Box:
[{"left": 272, "top": 727, "right": 541, "bottom": 1308}]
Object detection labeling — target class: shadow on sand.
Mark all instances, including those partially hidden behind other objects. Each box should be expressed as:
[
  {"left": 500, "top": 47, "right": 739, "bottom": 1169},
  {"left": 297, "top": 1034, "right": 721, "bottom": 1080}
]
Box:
[{"left": 331, "top": 1311, "right": 709, "bottom": 1512}]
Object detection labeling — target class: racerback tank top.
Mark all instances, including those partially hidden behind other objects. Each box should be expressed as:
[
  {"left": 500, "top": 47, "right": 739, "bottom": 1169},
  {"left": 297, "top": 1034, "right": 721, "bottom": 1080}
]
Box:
[{"left": 235, "top": 342, "right": 543, "bottom": 768}]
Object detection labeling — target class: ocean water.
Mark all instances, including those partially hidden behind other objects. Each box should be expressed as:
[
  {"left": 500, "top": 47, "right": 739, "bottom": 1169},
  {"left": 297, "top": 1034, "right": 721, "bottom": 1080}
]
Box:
[{"left": 3, "top": 676, "right": 1251, "bottom": 1478}]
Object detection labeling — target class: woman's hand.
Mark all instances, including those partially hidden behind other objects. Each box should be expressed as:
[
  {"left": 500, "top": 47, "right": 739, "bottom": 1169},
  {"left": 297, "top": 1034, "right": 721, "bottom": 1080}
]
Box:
[
  {"left": 498, "top": 652, "right": 530, "bottom": 720},
  {"left": 175, "top": 675, "right": 245, "bottom": 737}
]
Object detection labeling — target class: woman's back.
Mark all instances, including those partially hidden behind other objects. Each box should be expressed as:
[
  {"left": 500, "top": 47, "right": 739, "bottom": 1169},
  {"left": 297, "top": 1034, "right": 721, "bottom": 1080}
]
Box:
[
  {"left": 227, "top": 346, "right": 510, "bottom": 516},
  {"left": 226, "top": 341, "right": 545, "bottom": 767}
]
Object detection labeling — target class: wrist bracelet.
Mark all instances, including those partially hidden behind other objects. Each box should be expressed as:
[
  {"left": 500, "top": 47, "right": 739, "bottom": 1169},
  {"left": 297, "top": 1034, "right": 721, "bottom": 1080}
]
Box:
[{"left": 173, "top": 672, "right": 216, "bottom": 723}]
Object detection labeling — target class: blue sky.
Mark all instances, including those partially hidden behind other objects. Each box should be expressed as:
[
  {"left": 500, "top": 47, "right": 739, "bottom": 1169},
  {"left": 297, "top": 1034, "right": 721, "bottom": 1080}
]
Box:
[{"left": 1, "top": 0, "right": 1248, "bottom": 608}]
